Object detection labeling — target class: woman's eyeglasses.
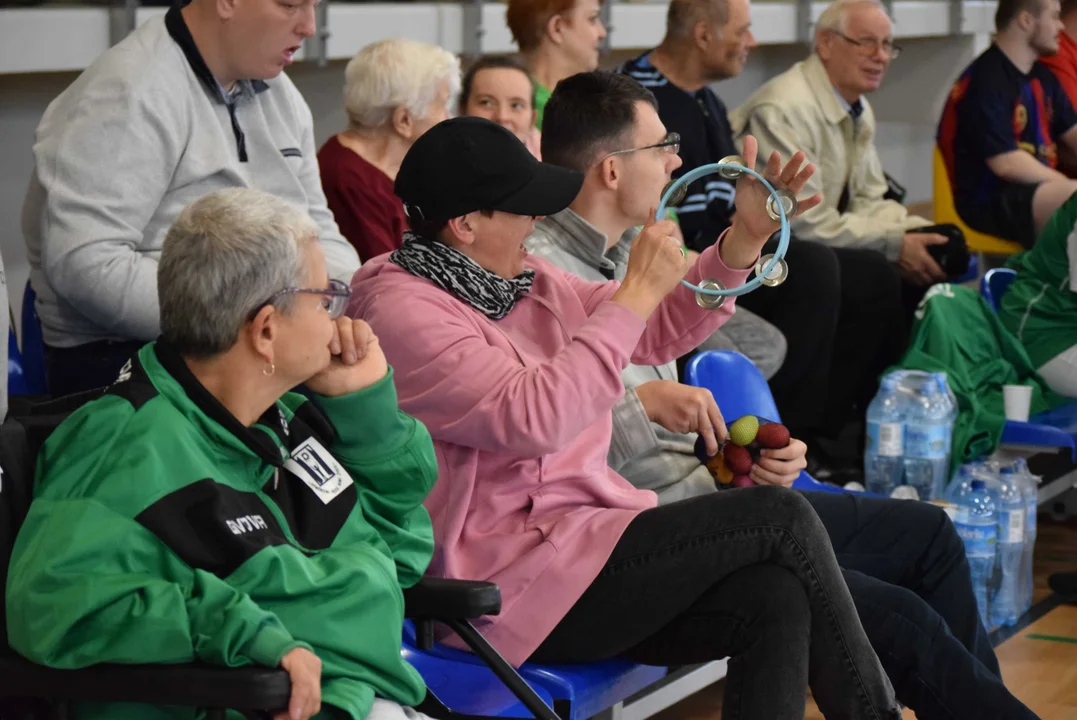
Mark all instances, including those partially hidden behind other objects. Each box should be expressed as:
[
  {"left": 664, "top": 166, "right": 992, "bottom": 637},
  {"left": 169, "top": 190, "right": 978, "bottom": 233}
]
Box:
[{"left": 249, "top": 279, "right": 352, "bottom": 321}]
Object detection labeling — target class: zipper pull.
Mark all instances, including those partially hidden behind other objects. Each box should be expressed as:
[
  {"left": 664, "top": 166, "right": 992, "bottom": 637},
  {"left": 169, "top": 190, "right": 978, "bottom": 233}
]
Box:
[{"left": 274, "top": 468, "right": 279, "bottom": 491}]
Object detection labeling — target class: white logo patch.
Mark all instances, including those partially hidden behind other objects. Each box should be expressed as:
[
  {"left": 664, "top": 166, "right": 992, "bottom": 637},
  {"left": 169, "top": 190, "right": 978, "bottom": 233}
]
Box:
[
  {"left": 227, "top": 514, "right": 269, "bottom": 535},
  {"left": 114, "top": 359, "right": 133, "bottom": 384},
  {"left": 284, "top": 437, "right": 354, "bottom": 505}
]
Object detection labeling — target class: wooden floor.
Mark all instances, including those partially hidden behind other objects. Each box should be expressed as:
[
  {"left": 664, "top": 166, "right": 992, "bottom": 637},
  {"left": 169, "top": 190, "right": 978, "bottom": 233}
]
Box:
[{"left": 653, "top": 512, "right": 1077, "bottom": 720}]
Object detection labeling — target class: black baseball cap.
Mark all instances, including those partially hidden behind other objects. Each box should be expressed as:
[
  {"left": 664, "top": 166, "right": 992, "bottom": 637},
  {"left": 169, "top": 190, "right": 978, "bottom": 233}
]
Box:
[{"left": 394, "top": 116, "right": 584, "bottom": 228}]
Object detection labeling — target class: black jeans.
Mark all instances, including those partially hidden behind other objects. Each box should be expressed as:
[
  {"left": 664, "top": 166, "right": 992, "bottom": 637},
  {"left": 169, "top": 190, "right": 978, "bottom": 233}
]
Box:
[
  {"left": 803, "top": 491, "right": 1037, "bottom": 720},
  {"left": 531, "top": 486, "right": 901, "bottom": 720},
  {"left": 828, "top": 246, "right": 909, "bottom": 433},
  {"left": 735, "top": 237, "right": 841, "bottom": 437},
  {"left": 45, "top": 340, "right": 143, "bottom": 396},
  {"left": 736, "top": 239, "right": 907, "bottom": 439}
]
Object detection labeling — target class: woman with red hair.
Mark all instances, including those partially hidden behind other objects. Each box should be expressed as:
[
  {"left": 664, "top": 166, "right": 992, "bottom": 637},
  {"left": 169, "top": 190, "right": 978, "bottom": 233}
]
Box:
[{"left": 506, "top": 0, "right": 608, "bottom": 127}]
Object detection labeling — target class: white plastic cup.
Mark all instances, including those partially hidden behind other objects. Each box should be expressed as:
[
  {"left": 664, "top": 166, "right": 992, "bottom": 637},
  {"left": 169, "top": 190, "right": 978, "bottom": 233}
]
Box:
[{"left": 1003, "top": 384, "right": 1033, "bottom": 422}]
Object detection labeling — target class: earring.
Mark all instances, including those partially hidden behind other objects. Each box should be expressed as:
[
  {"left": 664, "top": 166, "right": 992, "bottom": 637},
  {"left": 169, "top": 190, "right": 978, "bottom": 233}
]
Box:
[{"left": 263, "top": 362, "right": 276, "bottom": 377}]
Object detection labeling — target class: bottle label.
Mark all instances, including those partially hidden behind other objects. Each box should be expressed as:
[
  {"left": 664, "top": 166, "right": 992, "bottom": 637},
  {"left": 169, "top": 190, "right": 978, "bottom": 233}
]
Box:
[
  {"left": 905, "top": 423, "right": 949, "bottom": 460},
  {"left": 867, "top": 421, "right": 903, "bottom": 457},
  {"left": 999, "top": 509, "right": 1025, "bottom": 545},
  {"left": 955, "top": 521, "right": 996, "bottom": 558}
]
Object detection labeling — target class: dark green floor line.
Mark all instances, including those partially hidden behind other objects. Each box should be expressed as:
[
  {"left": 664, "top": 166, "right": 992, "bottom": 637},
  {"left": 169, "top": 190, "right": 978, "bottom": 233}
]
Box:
[
  {"left": 991, "top": 594, "right": 1063, "bottom": 647},
  {"left": 1026, "top": 633, "right": 1077, "bottom": 644}
]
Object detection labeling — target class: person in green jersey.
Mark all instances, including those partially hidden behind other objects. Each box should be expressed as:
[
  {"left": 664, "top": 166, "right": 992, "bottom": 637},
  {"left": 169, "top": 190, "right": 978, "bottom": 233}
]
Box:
[
  {"left": 506, "top": 0, "right": 607, "bottom": 128},
  {"left": 999, "top": 192, "right": 1077, "bottom": 398},
  {"left": 7, "top": 187, "right": 439, "bottom": 720}
]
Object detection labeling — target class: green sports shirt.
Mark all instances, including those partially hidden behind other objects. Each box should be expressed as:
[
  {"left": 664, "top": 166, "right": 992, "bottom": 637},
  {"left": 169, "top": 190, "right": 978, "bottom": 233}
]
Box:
[{"left": 999, "top": 192, "right": 1077, "bottom": 368}]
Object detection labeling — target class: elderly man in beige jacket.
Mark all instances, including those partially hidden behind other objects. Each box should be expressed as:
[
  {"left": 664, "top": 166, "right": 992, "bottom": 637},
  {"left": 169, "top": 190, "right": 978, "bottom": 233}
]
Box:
[{"left": 730, "top": 0, "right": 957, "bottom": 305}]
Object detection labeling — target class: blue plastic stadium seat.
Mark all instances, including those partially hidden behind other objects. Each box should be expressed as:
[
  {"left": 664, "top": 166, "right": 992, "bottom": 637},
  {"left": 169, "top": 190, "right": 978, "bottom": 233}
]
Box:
[
  {"left": 1001, "top": 404, "right": 1077, "bottom": 463},
  {"left": 980, "top": 267, "right": 1017, "bottom": 313},
  {"left": 8, "top": 327, "right": 30, "bottom": 397},
  {"left": 683, "top": 350, "right": 849, "bottom": 495},
  {"left": 684, "top": 350, "right": 779, "bottom": 422},
  {"left": 403, "top": 622, "right": 667, "bottom": 720},
  {"left": 402, "top": 643, "right": 557, "bottom": 718},
  {"left": 953, "top": 253, "right": 980, "bottom": 285}
]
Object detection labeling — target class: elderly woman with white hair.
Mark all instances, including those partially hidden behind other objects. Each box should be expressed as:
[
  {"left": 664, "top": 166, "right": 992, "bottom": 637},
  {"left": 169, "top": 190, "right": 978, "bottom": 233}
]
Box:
[
  {"left": 319, "top": 38, "right": 461, "bottom": 263},
  {"left": 7, "top": 187, "right": 441, "bottom": 720}
]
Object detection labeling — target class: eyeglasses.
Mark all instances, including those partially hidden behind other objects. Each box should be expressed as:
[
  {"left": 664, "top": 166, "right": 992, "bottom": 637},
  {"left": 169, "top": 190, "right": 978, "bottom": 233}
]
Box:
[
  {"left": 249, "top": 279, "right": 352, "bottom": 321},
  {"left": 598, "top": 132, "right": 681, "bottom": 164},
  {"left": 835, "top": 32, "right": 902, "bottom": 59}
]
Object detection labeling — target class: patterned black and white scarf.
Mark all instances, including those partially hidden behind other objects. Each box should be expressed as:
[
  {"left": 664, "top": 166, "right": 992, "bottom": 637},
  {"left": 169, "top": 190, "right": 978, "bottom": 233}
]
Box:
[{"left": 389, "top": 231, "right": 535, "bottom": 320}]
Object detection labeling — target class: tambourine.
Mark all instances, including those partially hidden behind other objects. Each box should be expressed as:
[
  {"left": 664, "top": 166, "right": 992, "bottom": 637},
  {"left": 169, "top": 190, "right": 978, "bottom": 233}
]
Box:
[{"left": 658, "top": 155, "right": 795, "bottom": 309}]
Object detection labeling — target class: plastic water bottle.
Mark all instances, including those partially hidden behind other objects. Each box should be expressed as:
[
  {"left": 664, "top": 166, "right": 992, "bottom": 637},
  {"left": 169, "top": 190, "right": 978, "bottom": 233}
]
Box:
[
  {"left": 903, "top": 374, "right": 955, "bottom": 501},
  {"left": 945, "top": 463, "right": 976, "bottom": 505},
  {"left": 934, "top": 372, "right": 959, "bottom": 473},
  {"left": 1012, "top": 458, "right": 1039, "bottom": 616},
  {"left": 936, "top": 463, "right": 973, "bottom": 522},
  {"left": 991, "top": 466, "right": 1025, "bottom": 627},
  {"left": 865, "top": 376, "right": 905, "bottom": 496},
  {"left": 954, "top": 479, "right": 997, "bottom": 630}
]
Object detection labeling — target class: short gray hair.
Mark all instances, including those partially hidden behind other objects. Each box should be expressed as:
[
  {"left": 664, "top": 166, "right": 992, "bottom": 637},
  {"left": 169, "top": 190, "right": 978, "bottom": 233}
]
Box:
[
  {"left": 343, "top": 38, "right": 462, "bottom": 132},
  {"left": 664, "top": 0, "right": 730, "bottom": 40},
  {"left": 814, "top": 0, "right": 889, "bottom": 41},
  {"left": 159, "top": 188, "right": 318, "bottom": 357}
]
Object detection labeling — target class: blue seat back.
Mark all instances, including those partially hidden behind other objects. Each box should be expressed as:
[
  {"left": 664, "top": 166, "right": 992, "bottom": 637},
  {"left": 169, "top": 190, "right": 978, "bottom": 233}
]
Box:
[
  {"left": 684, "top": 350, "right": 781, "bottom": 422},
  {"left": 401, "top": 642, "right": 557, "bottom": 718},
  {"left": 402, "top": 622, "right": 666, "bottom": 720},
  {"left": 981, "top": 267, "right": 1017, "bottom": 313},
  {"left": 8, "top": 327, "right": 30, "bottom": 397}
]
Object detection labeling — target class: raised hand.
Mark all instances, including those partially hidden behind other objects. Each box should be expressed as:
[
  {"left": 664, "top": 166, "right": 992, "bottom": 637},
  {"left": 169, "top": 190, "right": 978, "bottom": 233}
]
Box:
[
  {"left": 611, "top": 208, "right": 691, "bottom": 321},
  {"left": 721, "top": 135, "right": 824, "bottom": 269}
]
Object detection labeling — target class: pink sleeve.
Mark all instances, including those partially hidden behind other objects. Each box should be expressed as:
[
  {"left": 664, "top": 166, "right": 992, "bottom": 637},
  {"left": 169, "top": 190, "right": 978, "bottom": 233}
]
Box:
[
  {"left": 558, "top": 271, "right": 620, "bottom": 315},
  {"left": 559, "top": 229, "right": 755, "bottom": 366},
  {"left": 632, "top": 229, "right": 753, "bottom": 365},
  {"left": 363, "top": 291, "right": 646, "bottom": 458}
]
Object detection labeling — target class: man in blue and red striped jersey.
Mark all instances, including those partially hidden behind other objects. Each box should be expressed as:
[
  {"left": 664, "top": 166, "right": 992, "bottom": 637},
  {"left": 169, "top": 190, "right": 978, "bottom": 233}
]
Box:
[{"left": 939, "top": 0, "right": 1077, "bottom": 247}]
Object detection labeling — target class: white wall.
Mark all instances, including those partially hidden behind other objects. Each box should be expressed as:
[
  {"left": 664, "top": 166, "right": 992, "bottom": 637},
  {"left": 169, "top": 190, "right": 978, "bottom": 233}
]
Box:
[{"left": 0, "top": 33, "right": 985, "bottom": 332}]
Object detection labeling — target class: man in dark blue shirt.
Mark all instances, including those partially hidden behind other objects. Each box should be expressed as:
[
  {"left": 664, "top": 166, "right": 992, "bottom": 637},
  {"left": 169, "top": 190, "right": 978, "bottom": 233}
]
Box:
[
  {"left": 939, "top": 0, "right": 1077, "bottom": 246},
  {"left": 619, "top": 0, "right": 908, "bottom": 478}
]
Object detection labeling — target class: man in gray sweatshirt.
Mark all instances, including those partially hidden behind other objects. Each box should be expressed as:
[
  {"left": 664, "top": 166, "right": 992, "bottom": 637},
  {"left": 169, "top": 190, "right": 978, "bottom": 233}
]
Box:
[
  {"left": 22, "top": 0, "right": 360, "bottom": 395},
  {"left": 525, "top": 71, "right": 806, "bottom": 502}
]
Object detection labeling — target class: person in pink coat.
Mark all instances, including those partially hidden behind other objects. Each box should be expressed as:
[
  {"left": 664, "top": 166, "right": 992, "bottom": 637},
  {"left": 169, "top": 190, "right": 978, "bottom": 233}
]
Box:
[{"left": 349, "top": 105, "right": 901, "bottom": 719}]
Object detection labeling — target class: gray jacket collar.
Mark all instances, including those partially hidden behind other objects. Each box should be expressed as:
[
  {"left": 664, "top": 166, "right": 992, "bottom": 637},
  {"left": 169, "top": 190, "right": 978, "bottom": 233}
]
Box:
[{"left": 536, "top": 209, "right": 635, "bottom": 280}]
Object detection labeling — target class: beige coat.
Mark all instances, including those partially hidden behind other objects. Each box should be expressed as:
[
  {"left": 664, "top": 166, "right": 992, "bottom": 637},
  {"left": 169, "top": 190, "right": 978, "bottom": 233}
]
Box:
[{"left": 729, "top": 53, "right": 930, "bottom": 261}]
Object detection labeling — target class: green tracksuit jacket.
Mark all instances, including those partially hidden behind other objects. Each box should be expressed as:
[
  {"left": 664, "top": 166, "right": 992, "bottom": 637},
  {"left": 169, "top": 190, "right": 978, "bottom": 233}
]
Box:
[
  {"left": 6, "top": 341, "right": 437, "bottom": 720},
  {"left": 894, "top": 284, "right": 1066, "bottom": 474},
  {"left": 999, "top": 191, "right": 1077, "bottom": 369}
]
